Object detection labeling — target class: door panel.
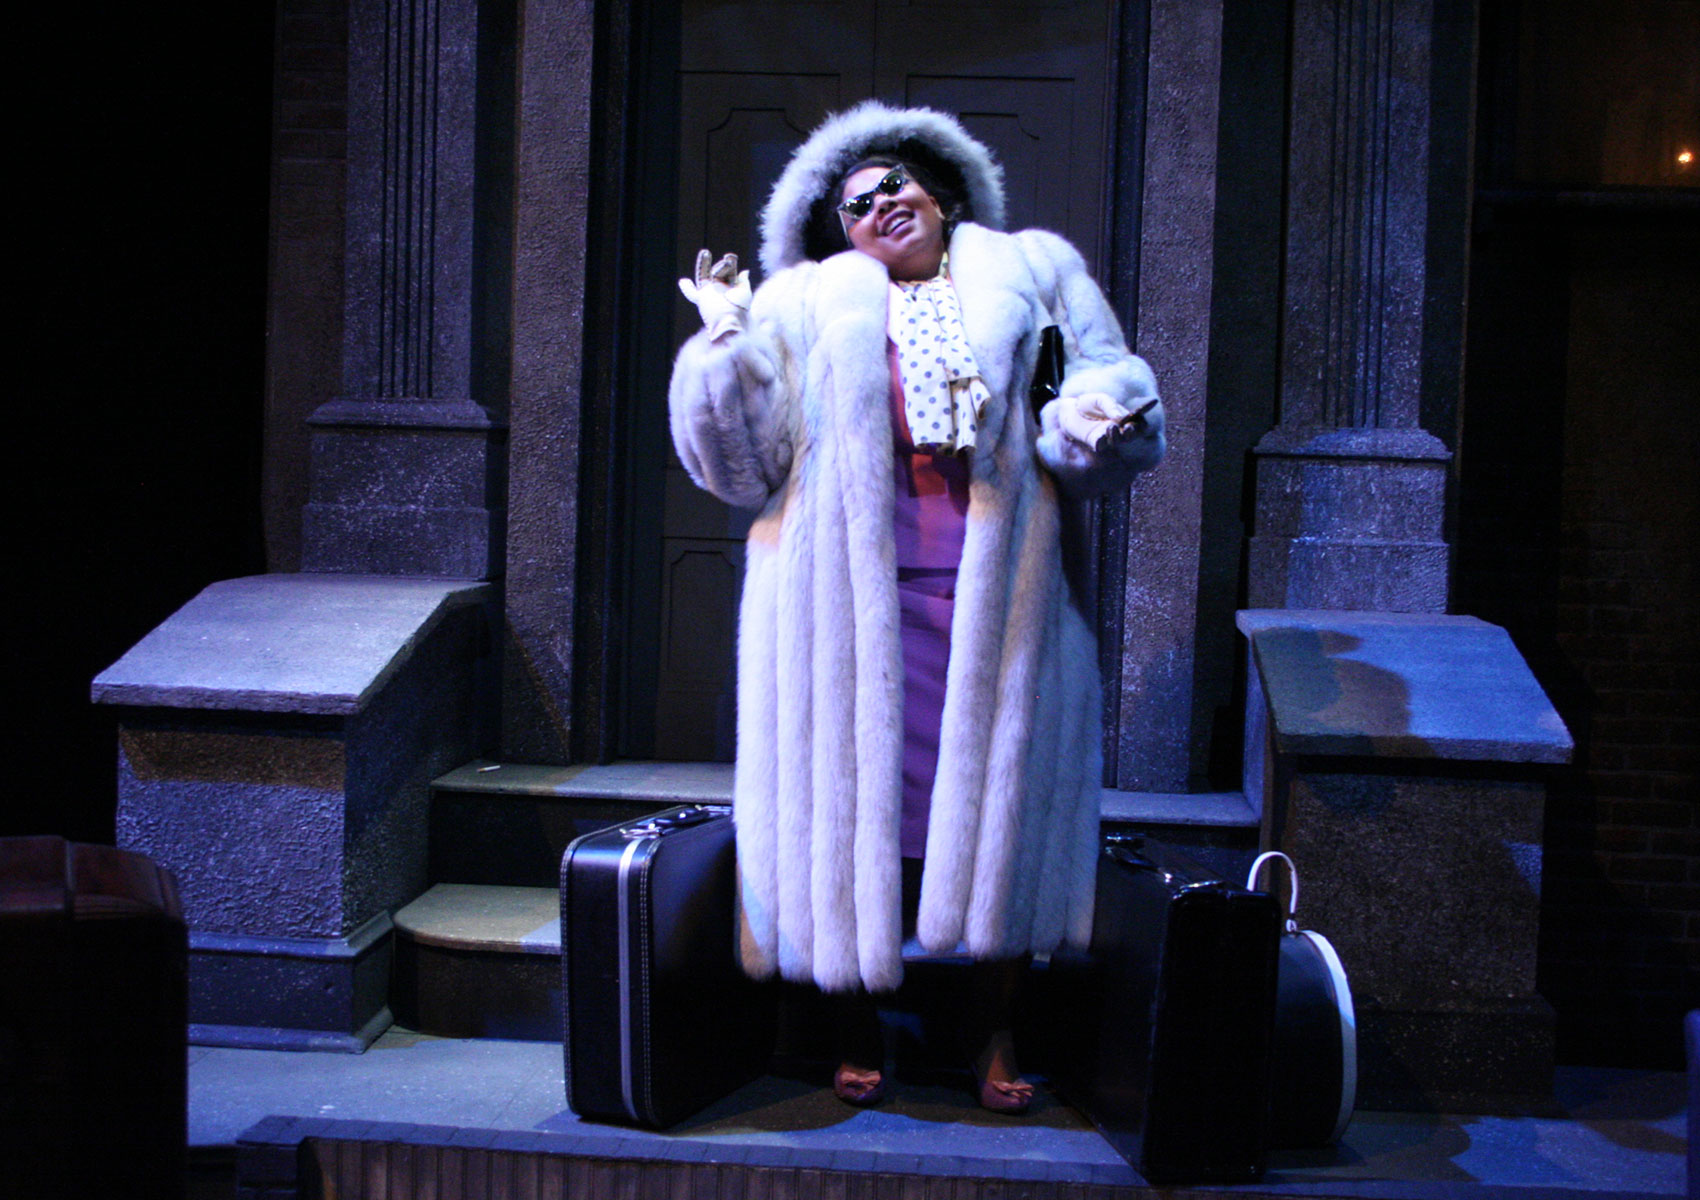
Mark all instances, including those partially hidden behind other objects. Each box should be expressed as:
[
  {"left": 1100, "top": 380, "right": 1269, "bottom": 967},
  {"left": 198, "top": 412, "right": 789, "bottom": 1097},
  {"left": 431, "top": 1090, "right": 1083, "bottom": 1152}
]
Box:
[
  {"left": 882, "top": 0, "right": 1111, "bottom": 268},
  {"left": 907, "top": 78, "right": 1092, "bottom": 255},
  {"left": 653, "top": 539, "right": 745, "bottom": 759},
  {"left": 641, "top": 0, "right": 1114, "bottom": 760},
  {"left": 652, "top": 70, "right": 845, "bottom": 760}
]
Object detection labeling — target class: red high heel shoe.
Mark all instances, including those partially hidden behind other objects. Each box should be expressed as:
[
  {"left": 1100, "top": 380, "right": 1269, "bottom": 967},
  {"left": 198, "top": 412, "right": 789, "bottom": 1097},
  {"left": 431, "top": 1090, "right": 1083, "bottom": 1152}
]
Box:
[
  {"left": 974, "top": 1072, "right": 1034, "bottom": 1114},
  {"left": 833, "top": 990, "right": 888, "bottom": 1107},
  {"left": 833, "top": 1062, "right": 889, "bottom": 1107},
  {"left": 971, "top": 1030, "right": 1033, "bottom": 1115}
]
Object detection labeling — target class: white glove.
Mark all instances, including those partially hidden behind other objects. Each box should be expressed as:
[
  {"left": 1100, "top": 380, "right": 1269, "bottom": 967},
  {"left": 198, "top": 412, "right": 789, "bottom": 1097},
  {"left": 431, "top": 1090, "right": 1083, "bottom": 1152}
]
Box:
[
  {"left": 1053, "top": 391, "right": 1159, "bottom": 451},
  {"left": 678, "top": 249, "right": 751, "bottom": 341}
]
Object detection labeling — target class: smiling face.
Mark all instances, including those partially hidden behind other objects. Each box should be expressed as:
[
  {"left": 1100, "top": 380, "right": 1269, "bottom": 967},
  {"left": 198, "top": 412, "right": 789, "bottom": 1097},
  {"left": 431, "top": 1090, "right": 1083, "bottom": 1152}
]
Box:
[{"left": 838, "top": 163, "right": 947, "bottom": 281}]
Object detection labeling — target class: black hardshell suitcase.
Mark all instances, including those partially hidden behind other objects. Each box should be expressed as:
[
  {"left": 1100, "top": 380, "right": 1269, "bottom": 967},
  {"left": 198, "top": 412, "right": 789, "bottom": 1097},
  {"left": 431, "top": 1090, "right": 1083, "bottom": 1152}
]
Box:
[
  {"left": 1054, "top": 835, "right": 1282, "bottom": 1184},
  {"left": 560, "top": 804, "right": 774, "bottom": 1128}
]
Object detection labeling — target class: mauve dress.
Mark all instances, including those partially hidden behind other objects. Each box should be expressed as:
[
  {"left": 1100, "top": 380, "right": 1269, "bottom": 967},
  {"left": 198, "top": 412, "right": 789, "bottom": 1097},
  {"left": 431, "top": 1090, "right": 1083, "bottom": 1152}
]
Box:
[{"left": 886, "top": 341, "right": 971, "bottom": 862}]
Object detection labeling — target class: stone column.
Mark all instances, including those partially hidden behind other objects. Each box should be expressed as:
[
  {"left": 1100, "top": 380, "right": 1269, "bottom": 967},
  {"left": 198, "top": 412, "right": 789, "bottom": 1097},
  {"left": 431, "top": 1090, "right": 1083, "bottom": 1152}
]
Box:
[
  {"left": 1110, "top": 0, "right": 1221, "bottom": 790},
  {"left": 499, "top": 0, "right": 597, "bottom": 762},
  {"left": 301, "top": 0, "right": 507, "bottom": 579},
  {"left": 1248, "top": 0, "right": 1451, "bottom": 612}
]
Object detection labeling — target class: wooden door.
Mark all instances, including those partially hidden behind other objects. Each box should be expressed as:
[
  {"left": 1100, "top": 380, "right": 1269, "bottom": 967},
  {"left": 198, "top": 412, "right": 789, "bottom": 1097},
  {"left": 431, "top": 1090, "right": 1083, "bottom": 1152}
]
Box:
[{"left": 635, "top": 0, "right": 1117, "bottom": 760}]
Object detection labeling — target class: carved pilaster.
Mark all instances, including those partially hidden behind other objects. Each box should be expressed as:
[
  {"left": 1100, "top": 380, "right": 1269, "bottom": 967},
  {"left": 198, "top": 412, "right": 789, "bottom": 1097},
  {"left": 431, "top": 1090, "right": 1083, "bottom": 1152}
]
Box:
[
  {"left": 1249, "top": 0, "right": 1454, "bottom": 612},
  {"left": 302, "top": 0, "right": 507, "bottom": 578}
]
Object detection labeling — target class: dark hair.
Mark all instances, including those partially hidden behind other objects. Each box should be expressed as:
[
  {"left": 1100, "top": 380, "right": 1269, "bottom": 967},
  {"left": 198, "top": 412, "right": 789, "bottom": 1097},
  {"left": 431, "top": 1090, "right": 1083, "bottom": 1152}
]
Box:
[{"left": 802, "top": 140, "right": 976, "bottom": 262}]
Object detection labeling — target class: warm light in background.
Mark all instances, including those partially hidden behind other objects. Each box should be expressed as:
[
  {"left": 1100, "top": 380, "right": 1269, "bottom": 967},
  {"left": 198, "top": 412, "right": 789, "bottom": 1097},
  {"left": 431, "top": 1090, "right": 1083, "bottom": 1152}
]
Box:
[{"left": 1678, "top": 149, "right": 1695, "bottom": 166}]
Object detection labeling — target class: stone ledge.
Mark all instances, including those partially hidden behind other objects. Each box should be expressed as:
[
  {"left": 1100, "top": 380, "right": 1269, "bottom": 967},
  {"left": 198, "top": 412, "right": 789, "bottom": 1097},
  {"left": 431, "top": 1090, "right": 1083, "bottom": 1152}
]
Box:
[
  {"left": 395, "top": 884, "right": 559, "bottom": 955},
  {"left": 1238, "top": 609, "right": 1574, "bottom": 763},
  {"left": 92, "top": 574, "right": 493, "bottom": 715},
  {"left": 436, "top": 760, "right": 735, "bottom": 802},
  {"left": 191, "top": 910, "right": 393, "bottom": 960},
  {"left": 1099, "top": 791, "right": 1257, "bottom": 828},
  {"left": 306, "top": 397, "right": 507, "bottom": 430}
]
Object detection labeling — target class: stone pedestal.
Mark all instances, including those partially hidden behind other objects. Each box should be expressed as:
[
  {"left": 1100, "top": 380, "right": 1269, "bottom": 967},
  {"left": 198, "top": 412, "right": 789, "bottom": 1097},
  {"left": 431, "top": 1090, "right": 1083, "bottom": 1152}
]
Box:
[
  {"left": 301, "top": 399, "right": 507, "bottom": 579},
  {"left": 93, "top": 574, "right": 495, "bottom": 1050},
  {"left": 1248, "top": 426, "right": 1450, "bottom": 611},
  {"left": 1238, "top": 608, "right": 1572, "bottom": 1112},
  {"left": 1249, "top": 0, "right": 1461, "bottom": 613},
  {"left": 301, "top": 0, "right": 508, "bottom": 580}
]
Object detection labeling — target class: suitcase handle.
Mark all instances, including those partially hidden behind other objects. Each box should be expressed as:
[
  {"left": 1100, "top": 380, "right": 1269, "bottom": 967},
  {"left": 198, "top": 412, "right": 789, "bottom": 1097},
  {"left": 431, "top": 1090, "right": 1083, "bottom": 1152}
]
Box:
[
  {"left": 621, "top": 805, "right": 730, "bottom": 839},
  {"left": 1247, "top": 851, "right": 1300, "bottom": 933},
  {"left": 1102, "top": 837, "right": 1198, "bottom": 891}
]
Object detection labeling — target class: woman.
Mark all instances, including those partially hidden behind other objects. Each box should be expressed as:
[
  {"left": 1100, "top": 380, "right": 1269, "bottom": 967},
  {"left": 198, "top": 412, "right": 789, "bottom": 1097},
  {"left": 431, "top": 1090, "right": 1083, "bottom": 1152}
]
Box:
[{"left": 670, "top": 103, "right": 1163, "bottom": 1111}]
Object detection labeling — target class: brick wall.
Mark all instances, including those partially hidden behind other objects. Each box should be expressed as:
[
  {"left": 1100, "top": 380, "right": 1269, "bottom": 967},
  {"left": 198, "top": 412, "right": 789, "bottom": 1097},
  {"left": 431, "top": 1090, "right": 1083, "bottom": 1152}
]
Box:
[
  {"left": 264, "top": 0, "right": 349, "bottom": 572},
  {"left": 1459, "top": 215, "right": 1699, "bottom": 1069}
]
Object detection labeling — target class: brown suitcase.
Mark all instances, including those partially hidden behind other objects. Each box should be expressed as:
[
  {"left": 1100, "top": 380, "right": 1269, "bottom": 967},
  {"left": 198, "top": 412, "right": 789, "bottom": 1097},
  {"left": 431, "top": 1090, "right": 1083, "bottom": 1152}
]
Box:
[{"left": 1, "top": 836, "right": 187, "bottom": 1199}]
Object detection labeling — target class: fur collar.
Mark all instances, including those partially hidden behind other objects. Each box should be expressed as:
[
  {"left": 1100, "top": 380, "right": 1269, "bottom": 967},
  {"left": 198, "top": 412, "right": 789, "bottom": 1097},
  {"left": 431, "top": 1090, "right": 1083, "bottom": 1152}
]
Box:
[{"left": 760, "top": 102, "right": 1006, "bottom": 277}]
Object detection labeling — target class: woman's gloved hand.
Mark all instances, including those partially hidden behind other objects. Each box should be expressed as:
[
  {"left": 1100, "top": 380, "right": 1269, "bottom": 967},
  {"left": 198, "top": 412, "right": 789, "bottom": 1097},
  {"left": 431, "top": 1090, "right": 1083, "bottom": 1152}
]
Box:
[
  {"left": 678, "top": 249, "right": 752, "bottom": 341},
  {"left": 1037, "top": 391, "right": 1164, "bottom": 495},
  {"left": 1049, "top": 391, "right": 1159, "bottom": 452}
]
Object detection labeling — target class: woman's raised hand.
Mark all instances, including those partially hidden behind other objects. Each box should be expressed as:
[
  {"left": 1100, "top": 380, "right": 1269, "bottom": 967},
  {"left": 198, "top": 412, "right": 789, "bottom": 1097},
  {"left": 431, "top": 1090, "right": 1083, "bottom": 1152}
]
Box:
[{"left": 678, "top": 249, "right": 752, "bottom": 341}]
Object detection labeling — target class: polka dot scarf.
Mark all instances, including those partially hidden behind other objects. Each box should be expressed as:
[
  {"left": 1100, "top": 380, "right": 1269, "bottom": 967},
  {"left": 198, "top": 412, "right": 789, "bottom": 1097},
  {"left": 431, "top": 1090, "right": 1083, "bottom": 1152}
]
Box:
[{"left": 887, "top": 255, "right": 991, "bottom": 456}]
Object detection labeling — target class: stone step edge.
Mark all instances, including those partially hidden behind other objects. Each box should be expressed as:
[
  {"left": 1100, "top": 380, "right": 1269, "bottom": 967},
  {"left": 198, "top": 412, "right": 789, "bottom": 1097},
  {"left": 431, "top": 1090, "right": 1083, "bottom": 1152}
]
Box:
[
  {"left": 434, "top": 760, "right": 1258, "bottom": 829},
  {"left": 237, "top": 1113, "right": 1149, "bottom": 1195},
  {"left": 394, "top": 883, "right": 560, "bottom": 956},
  {"left": 394, "top": 883, "right": 977, "bottom": 962}
]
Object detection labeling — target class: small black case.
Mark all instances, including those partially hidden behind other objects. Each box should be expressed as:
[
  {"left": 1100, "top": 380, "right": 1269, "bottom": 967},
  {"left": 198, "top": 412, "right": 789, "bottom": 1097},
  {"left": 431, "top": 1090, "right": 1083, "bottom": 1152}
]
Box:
[
  {"left": 1249, "top": 850, "right": 1357, "bottom": 1149},
  {"left": 561, "top": 805, "right": 774, "bottom": 1128}
]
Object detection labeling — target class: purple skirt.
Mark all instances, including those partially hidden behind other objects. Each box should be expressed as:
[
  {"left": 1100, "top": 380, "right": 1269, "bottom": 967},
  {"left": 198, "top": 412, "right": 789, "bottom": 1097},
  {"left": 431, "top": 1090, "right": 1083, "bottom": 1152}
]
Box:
[{"left": 898, "top": 568, "right": 955, "bottom": 858}]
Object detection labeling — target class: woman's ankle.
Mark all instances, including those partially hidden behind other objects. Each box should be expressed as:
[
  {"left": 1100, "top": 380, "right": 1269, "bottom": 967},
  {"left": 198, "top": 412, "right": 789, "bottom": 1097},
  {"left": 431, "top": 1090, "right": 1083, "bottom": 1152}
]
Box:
[
  {"left": 972, "top": 1027, "right": 1021, "bottom": 1084},
  {"left": 832, "top": 990, "right": 885, "bottom": 1071}
]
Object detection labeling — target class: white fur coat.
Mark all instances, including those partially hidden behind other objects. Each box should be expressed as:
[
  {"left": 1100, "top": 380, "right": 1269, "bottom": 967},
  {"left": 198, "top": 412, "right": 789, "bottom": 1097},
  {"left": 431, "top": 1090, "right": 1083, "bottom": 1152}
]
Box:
[
  {"left": 670, "top": 223, "right": 1163, "bottom": 992},
  {"left": 668, "top": 105, "right": 1161, "bottom": 992}
]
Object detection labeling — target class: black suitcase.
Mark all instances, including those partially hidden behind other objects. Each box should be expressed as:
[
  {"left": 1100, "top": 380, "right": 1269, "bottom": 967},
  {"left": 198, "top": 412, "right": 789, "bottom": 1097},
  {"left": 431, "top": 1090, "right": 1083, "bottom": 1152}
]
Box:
[
  {"left": 560, "top": 804, "right": 774, "bottom": 1128},
  {"left": 1054, "top": 835, "right": 1281, "bottom": 1184}
]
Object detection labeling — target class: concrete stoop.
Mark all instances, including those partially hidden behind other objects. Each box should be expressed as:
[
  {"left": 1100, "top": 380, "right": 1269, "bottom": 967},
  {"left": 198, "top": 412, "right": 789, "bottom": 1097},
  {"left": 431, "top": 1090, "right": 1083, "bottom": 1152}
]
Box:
[
  {"left": 193, "top": 1029, "right": 1687, "bottom": 1200},
  {"left": 234, "top": 1116, "right": 1149, "bottom": 1199},
  {"left": 225, "top": 1064, "right": 1690, "bottom": 1200}
]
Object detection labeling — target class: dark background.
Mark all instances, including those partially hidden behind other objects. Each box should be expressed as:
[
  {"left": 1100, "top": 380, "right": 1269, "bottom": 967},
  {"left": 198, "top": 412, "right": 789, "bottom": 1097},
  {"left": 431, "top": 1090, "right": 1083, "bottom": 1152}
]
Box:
[{"left": 13, "top": 7, "right": 273, "bottom": 844}]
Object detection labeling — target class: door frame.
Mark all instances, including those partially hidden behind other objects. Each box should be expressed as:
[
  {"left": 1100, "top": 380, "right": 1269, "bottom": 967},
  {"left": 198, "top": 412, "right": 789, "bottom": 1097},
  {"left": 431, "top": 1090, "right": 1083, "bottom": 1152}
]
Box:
[{"left": 571, "top": 0, "right": 1152, "bottom": 770}]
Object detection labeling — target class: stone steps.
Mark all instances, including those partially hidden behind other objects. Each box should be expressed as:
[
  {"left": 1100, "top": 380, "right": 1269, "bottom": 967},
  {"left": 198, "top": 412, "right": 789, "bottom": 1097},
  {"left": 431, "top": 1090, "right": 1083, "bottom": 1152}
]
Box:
[
  {"left": 402, "top": 761, "right": 738, "bottom": 1040},
  {"left": 427, "top": 760, "right": 731, "bottom": 886},
  {"left": 395, "top": 759, "right": 1262, "bottom": 1043},
  {"left": 391, "top": 883, "right": 561, "bottom": 1041}
]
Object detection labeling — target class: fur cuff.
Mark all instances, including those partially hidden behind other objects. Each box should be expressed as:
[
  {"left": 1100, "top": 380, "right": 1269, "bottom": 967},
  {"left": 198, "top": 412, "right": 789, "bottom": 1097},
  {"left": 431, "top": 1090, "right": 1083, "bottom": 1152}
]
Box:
[{"left": 1059, "top": 359, "right": 1157, "bottom": 406}]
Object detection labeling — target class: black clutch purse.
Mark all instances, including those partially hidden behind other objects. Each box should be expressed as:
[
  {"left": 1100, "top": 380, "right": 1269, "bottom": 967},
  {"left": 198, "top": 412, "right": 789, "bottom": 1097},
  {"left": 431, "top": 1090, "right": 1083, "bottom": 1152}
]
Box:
[{"left": 1030, "top": 324, "right": 1064, "bottom": 419}]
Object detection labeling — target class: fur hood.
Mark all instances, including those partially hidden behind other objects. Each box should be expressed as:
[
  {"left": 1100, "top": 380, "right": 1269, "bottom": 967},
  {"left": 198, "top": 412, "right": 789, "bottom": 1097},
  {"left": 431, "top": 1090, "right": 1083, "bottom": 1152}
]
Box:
[{"left": 760, "top": 102, "right": 1006, "bottom": 276}]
